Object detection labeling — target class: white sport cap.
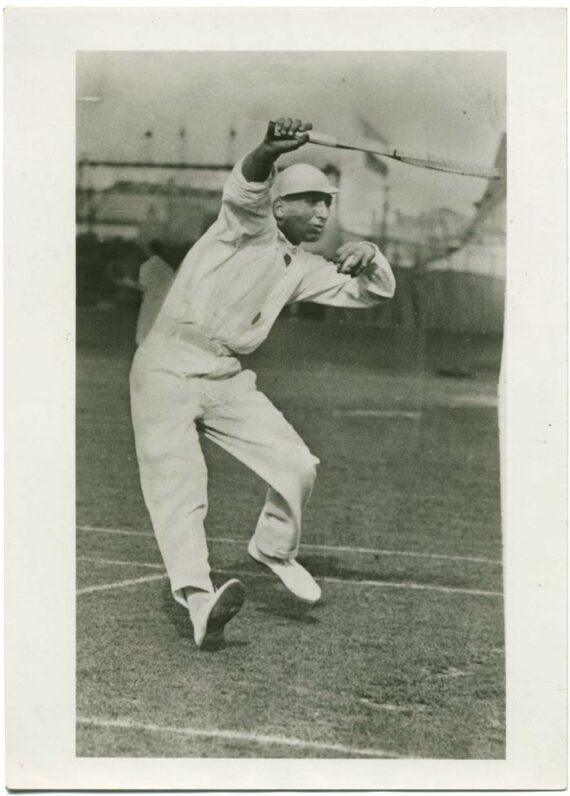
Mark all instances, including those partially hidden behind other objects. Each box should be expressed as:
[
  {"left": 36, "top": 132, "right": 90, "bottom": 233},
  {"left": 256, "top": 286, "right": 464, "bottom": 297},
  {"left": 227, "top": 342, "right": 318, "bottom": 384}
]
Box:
[{"left": 274, "top": 163, "right": 339, "bottom": 199}]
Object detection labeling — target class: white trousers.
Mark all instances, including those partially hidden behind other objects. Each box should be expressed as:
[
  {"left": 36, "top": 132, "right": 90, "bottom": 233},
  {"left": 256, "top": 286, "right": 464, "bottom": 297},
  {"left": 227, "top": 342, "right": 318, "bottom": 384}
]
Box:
[{"left": 130, "top": 348, "right": 319, "bottom": 605}]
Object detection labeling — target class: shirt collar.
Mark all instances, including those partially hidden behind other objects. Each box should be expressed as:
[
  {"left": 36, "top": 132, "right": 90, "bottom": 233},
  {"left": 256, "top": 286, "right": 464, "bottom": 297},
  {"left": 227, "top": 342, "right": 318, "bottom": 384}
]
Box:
[{"left": 277, "top": 228, "right": 298, "bottom": 254}]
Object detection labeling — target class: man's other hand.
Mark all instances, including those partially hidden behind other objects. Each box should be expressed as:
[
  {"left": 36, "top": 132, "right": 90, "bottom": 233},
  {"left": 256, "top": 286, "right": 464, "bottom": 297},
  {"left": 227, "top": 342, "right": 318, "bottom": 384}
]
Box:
[{"left": 335, "top": 242, "right": 376, "bottom": 276}]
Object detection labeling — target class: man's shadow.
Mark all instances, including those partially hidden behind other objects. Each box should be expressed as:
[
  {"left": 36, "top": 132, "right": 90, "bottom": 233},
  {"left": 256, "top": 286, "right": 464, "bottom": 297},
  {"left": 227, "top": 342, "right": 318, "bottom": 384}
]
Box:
[
  {"left": 160, "top": 570, "right": 321, "bottom": 646},
  {"left": 245, "top": 577, "right": 321, "bottom": 625}
]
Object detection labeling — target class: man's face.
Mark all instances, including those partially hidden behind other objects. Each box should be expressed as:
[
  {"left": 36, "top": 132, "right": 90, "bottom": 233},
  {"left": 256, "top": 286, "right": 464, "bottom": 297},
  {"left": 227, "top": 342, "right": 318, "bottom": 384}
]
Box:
[{"left": 274, "top": 192, "right": 333, "bottom": 245}]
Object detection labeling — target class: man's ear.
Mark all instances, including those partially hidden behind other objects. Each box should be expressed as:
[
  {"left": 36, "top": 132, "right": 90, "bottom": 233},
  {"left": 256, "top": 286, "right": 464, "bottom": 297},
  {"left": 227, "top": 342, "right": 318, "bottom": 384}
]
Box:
[{"left": 273, "top": 197, "right": 285, "bottom": 220}]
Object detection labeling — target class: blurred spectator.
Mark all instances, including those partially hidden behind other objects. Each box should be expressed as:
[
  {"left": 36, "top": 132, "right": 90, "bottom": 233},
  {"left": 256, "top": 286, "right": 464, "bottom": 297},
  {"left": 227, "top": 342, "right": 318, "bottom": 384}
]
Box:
[{"left": 110, "top": 240, "right": 176, "bottom": 345}]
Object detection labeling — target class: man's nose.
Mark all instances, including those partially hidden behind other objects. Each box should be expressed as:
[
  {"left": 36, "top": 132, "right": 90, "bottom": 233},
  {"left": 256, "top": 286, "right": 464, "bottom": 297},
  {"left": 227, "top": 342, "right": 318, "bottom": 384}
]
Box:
[{"left": 314, "top": 201, "right": 330, "bottom": 220}]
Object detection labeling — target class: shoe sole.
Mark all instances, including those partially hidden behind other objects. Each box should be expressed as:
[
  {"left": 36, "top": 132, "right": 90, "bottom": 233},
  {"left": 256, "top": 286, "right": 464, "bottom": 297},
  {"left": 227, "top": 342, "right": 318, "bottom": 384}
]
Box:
[
  {"left": 247, "top": 543, "right": 320, "bottom": 605},
  {"left": 199, "top": 579, "right": 245, "bottom": 651}
]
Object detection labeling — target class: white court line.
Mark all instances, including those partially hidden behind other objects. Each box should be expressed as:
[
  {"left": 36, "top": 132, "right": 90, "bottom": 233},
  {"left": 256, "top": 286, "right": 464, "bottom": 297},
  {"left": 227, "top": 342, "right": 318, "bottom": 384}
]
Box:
[
  {"left": 77, "top": 525, "right": 501, "bottom": 566},
  {"left": 334, "top": 409, "right": 422, "bottom": 419},
  {"left": 77, "top": 556, "right": 502, "bottom": 599},
  {"left": 77, "top": 573, "right": 168, "bottom": 595},
  {"left": 449, "top": 395, "right": 498, "bottom": 408},
  {"left": 335, "top": 398, "right": 498, "bottom": 416},
  {"left": 76, "top": 715, "right": 401, "bottom": 758},
  {"left": 321, "top": 575, "right": 502, "bottom": 598},
  {"left": 78, "top": 555, "right": 163, "bottom": 569},
  {"left": 78, "top": 524, "right": 151, "bottom": 537}
]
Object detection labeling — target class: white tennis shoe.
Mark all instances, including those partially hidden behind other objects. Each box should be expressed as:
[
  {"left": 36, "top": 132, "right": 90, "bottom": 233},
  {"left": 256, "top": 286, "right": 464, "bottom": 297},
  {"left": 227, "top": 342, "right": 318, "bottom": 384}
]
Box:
[
  {"left": 247, "top": 538, "right": 321, "bottom": 604},
  {"left": 188, "top": 579, "right": 245, "bottom": 650}
]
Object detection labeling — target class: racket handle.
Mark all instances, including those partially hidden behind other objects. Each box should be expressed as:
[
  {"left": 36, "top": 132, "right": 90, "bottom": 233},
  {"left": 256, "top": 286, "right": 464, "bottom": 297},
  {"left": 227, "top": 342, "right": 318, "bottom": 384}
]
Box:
[{"left": 268, "top": 121, "right": 338, "bottom": 148}]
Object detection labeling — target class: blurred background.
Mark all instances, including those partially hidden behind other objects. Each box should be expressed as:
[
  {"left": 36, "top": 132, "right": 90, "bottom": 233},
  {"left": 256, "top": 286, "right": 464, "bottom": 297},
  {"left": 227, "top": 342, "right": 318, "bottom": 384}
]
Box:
[{"left": 76, "top": 50, "right": 505, "bottom": 336}]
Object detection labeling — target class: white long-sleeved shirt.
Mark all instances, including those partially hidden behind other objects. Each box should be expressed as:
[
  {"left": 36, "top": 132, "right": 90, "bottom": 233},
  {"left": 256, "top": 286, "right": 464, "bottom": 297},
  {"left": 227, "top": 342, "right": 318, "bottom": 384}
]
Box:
[{"left": 141, "top": 158, "right": 396, "bottom": 377}]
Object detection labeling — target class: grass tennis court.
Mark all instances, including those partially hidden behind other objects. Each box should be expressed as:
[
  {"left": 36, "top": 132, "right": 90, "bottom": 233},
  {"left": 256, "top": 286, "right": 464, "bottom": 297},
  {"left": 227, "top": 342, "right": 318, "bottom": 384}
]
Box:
[{"left": 76, "top": 307, "right": 505, "bottom": 758}]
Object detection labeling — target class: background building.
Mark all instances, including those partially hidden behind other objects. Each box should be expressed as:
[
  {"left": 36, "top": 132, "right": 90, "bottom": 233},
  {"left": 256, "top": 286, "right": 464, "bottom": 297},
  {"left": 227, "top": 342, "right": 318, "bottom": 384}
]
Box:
[{"left": 422, "top": 134, "right": 506, "bottom": 334}]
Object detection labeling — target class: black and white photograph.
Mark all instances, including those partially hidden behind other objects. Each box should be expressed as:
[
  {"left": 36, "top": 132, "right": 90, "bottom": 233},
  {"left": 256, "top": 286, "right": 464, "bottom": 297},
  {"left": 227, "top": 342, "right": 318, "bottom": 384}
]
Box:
[
  {"left": 75, "top": 49, "right": 507, "bottom": 760},
  {"left": 5, "top": 7, "right": 567, "bottom": 791}
]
